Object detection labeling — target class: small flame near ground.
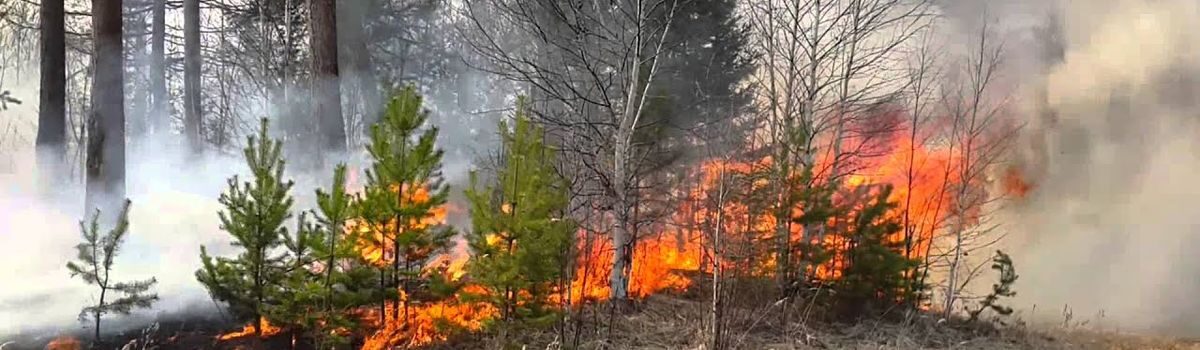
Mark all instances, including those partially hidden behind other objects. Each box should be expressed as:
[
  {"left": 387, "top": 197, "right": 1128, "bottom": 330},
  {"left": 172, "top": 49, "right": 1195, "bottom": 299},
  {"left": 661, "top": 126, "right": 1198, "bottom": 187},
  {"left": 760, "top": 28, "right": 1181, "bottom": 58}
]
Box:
[
  {"left": 359, "top": 286, "right": 497, "bottom": 350},
  {"left": 215, "top": 317, "right": 282, "bottom": 340},
  {"left": 44, "top": 336, "right": 81, "bottom": 350}
]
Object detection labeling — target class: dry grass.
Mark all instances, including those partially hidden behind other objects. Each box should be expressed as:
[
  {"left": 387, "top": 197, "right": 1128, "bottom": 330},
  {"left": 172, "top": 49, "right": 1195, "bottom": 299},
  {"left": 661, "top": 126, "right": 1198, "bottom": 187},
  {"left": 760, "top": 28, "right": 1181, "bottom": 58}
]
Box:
[{"left": 453, "top": 294, "right": 1200, "bottom": 350}]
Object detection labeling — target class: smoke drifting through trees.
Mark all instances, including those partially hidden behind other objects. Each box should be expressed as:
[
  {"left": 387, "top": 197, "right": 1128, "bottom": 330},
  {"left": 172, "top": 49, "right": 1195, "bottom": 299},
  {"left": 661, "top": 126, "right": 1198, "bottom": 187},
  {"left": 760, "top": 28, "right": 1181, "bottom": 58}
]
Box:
[
  {"left": 2, "top": 0, "right": 1200, "bottom": 343},
  {"left": 0, "top": 0, "right": 504, "bottom": 338}
]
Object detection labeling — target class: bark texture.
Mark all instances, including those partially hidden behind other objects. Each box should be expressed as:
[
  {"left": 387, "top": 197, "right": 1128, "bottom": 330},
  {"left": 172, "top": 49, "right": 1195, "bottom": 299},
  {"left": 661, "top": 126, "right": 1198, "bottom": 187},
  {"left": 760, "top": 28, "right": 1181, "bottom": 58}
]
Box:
[
  {"left": 184, "top": 0, "right": 203, "bottom": 152},
  {"left": 86, "top": 0, "right": 127, "bottom": 213},
  {"left": 311, "top": 0, "right": 346, "bottom": 154},
  {"left": 36, "top": 0, "right": 65, "bottom": 174}
]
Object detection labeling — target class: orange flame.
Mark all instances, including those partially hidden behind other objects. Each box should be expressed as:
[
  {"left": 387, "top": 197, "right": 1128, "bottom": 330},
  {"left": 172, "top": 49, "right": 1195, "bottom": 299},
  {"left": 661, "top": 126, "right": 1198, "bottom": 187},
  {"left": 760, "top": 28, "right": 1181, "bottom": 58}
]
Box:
[
  {"left": 349, "top": 184, "right": 450, "bottom": 268},
  {"left": 344, "top": 180, "right": 493, "bottom": 349},
  {"left": 208, "top": 110, "right": 1002, "bottom": 347},
  {"left": 45, "top": 336, "right": 81, "bottom": 350},
  {"left": 1003, "top": 166, "right": 1032, "bottom": 198},
  {"left": 360, "top": 286, "right": 498, "bottom": 349},
  {"left": 216, "top": 317, "right": 282, "bottom": 340},
  {"left": 569, "top": 110, "right": 982, "bottom": 293}
]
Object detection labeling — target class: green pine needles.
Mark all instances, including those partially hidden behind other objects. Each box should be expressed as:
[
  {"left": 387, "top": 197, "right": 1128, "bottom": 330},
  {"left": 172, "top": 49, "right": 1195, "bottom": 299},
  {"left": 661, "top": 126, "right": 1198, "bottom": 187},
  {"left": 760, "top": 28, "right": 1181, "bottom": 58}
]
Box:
[
  {"left": 834, "top": 185, "right": 922, "bottom": 317},
  {"left": 196, "top": 118, "right": 297, "bottom": 337},
  {"left": 67, "top": 199, "right": 159, "bottom": 343},
  {"left": 358, "top": 85, "right": 455, "bottom": 324},
  {"left": 465, "top": 98, "right": 575, "bottom": 332},
  {"left": 969, "top": 250, "right": 1019, "bottom": 323}
]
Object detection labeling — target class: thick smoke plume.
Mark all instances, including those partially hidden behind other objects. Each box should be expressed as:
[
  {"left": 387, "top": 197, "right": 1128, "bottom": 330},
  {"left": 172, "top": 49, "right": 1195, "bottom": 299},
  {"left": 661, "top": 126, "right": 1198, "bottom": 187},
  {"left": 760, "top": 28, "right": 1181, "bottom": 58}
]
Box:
[
  {"left": 1001, "top": 0, "right": 1200, "bottom": 334},
  {"left": 6, "top": 0, "right": 1200, "bottom": 341}
]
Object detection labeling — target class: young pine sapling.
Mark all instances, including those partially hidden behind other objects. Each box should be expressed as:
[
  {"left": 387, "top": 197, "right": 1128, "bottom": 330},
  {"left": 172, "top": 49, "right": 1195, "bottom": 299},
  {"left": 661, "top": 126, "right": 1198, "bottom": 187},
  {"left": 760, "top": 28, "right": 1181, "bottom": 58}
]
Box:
[
  {"left": 67, "top": 199, "right": 158, "bottom": 343},
  {"left": 968, "top": 250, "right": 1019, "bottom": 324},
  {"left": 196, "top": 118, "right": 296, "bottom": 337}
]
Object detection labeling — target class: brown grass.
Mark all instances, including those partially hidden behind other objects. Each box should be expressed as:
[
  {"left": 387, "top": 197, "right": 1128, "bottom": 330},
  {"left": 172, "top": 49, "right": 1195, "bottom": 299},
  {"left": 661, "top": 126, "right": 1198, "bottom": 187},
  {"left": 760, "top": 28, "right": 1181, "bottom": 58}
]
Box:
[{"left": 436, "top": 294, "right": 1200, "bottom": 350}]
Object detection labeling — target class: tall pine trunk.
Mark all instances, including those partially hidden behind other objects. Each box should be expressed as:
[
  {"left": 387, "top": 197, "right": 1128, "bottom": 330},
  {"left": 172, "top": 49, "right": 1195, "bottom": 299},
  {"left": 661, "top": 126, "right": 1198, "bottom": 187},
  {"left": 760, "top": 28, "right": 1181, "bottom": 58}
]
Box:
[
  {"left": 87, "top": 0, "right": 126, "bottom": 214},
  {"left": 37, "top": 0, "right": 66, "bottom": 182},
  {"left": 150, "top": 0, "right": 167, "bottom": 136},
  {"left": 183, "top": 0, "right": 202, "bottom": 153},
  {"left": 311, "top": 0, "right": 345, "bottom": 155}
]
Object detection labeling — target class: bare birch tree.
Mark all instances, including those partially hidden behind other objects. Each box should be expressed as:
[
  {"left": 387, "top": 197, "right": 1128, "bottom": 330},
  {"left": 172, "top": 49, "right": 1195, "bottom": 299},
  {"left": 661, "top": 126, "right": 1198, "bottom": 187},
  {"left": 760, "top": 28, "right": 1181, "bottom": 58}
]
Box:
[
  {"left": 462, "top": 0, "right": 683, "bottom": 305},
  {"left": 938, "top": 18, "right": 1013, "bottom": 318},
  {"left": 744, "top": 0, "right": 931, "bottom": 293}
]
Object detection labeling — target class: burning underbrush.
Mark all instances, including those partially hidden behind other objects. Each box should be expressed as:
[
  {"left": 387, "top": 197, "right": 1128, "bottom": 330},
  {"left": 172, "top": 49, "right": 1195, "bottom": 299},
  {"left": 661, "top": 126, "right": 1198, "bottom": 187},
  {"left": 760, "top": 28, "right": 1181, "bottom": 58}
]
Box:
[
  {"left": 179, "top": 114, "right": 1011, "bottom": 349},
  {"left": 11, "top": 99, "right": 1041, "bottom": 350}
]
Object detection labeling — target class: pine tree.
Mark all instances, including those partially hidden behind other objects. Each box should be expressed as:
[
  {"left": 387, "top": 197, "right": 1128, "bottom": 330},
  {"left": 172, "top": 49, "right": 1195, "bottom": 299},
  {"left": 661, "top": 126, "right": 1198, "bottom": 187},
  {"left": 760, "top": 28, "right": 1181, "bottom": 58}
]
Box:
[
  {"left": 834, "top": 185, "right": 921, "bottom": 318},
  {"left": 968, "top": 250, "right": 1018, "bottom": 323},
  {"left": 272, "top": 165, "right": 375, "bottom": 348},
  {"left": 196, "top": 118, "right": 296, "bottom": 336},
  {"left": 67, "top": 199, "right": 159, "bottom": 343},
  {"left": 357, "top": 85, "right": 455, "bottom": 324},
  {"left": 464, "top": 99, "right": 574, "bottom": 333}
]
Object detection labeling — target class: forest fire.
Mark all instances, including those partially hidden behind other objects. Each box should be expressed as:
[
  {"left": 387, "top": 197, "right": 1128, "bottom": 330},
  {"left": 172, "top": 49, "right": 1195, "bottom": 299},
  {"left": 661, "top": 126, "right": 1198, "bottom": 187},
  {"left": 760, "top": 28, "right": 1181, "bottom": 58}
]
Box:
[
  {"left": 341, "top": 181, "right": 505, "bottom": 349},
  {"left": 590, "top": 119, "right": 974, "bottom": 287},
  {"left": 349, "top": 184, "right": 450, "bottom": 268},
  {"left": 44, "top": 336, "right": 81, "bottom": 350},
  {"left": 359, "top": 286, "right": 497, "bottom": 350},
  {"left": 209, "top": 115, "right": 990, "bottom": 348},
  {"left": 567, "top": 233, "right": 705, "bottom": 304},
  {"left": 216, "top": 317, "right": 282, "bottom": 340},
  {"left": 1002, "top": 166, "right": 1033, "bottom": 199}
]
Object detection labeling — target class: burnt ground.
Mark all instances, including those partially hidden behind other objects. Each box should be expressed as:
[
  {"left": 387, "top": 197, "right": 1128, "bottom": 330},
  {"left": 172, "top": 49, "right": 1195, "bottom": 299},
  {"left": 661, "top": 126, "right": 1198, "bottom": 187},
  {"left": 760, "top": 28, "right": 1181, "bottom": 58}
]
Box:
[{"left": 0, "top": 307, "right": 238, "bottom": 350}]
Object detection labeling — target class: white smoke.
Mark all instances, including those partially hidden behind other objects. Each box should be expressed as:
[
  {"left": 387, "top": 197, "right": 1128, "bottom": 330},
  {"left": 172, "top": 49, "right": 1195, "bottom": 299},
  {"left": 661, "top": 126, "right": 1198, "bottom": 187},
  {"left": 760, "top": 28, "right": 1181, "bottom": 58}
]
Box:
[
  {"left": 995, "top": 0, "right": 1200, "bottom": 334},
  {"left": 0, "top": 69, "right": 502, "bottom": 340}
]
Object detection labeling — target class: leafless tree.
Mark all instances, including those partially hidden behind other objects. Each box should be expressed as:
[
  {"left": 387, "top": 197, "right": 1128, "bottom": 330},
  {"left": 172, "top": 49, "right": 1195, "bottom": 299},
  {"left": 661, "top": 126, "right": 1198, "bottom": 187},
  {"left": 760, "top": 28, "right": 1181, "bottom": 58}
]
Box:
[
  {"left": 744, "top": 0, "right": 932, "bottom": 293},
  {"left": 899, "top": 25, "right": 943, "bottom": 309},
  {"left": 938, "top": 18, "right": 1014, "bottom": 318},
  {"left": 337, "top": 0, "right": 379, "bottom": 147},
  {"left": 461, "top": 0, "right": 683, "bottom": 304}
]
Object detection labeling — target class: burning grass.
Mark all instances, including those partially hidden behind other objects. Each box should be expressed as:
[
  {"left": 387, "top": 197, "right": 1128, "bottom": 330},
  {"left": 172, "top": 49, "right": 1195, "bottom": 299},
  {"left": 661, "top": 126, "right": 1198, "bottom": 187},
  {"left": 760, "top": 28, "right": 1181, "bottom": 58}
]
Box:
[
  {"left": 199, "top": 115, "right": 1024, "bottom": 348},
  {"left": 215, "top": 317, "right": 282, "bottom": 340}
]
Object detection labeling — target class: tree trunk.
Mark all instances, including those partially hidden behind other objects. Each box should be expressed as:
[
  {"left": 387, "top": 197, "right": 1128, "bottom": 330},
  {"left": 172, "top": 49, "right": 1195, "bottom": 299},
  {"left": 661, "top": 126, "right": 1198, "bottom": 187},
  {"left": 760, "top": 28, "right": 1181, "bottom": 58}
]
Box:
[
  {"left": 311, "top": 0, "right": 345, "bottom": 155},
  {"left": 150, "top": 0, "right": 167, "bottom": 136},
  {"left": 128, "top": 3, "right": 148, "bottom": 140},
  {"left": 87, "top": 0, "right": 127, "bottom": 214},
  {"left": 183, "top": 0, "right": 202, "bottom": 153},
  {"left": 610, "top": 126, "right": 633, "bottom": 305},
  {"left": 36, "top": 0, "right": 66, "bottom": 183},
  {"left": 95, "top": 287, "right": 106, "bottom": 342},
  {"left": 711, "top": 170, "right": 727, "bottom": 350}
]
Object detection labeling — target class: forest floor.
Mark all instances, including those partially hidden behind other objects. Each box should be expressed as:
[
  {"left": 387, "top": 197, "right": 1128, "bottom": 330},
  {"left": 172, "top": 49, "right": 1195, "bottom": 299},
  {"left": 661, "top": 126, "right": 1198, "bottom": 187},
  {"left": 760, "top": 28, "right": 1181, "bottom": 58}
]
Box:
[
  {"left": 529, "top": 294, "right": 1200, "bottom": 350},
  {"left": 10, "top": 291, "right": 1200, "bottom": 349}
]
